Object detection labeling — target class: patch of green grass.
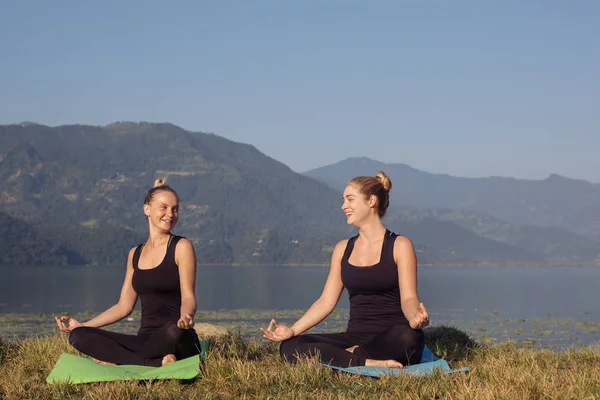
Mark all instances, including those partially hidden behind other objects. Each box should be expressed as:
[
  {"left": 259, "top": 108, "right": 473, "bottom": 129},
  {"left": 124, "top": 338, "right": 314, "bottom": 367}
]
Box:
[
  {"left": 424, "top": 325, "right": 478, "bottom": 361},
  {"left": 1, "top": 327, "right": 599, "bottom": 399}
]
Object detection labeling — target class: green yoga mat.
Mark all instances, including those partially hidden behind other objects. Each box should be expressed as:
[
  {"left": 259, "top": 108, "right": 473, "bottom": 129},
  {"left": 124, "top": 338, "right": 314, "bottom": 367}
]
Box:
[{"left": 47, "top": 340, "right": 210, "bottom": 384}]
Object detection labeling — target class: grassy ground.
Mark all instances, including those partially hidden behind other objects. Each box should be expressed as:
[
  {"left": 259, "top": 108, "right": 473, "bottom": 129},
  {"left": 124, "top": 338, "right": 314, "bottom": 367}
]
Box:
[{"left": 0, "top": 326, "right": 599, "bottom": 399}]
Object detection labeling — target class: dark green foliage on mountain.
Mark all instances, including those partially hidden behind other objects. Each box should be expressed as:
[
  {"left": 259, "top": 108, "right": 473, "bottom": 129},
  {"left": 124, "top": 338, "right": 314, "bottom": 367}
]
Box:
[
  {"left": 0, "top": 211, "right": 83, "bottom": 265},
  {"left": 1, "top": 122, "right": 598, "bottom": 265},
  {"left": 0, "top": 122, "right": 345, "bottom": 265}
]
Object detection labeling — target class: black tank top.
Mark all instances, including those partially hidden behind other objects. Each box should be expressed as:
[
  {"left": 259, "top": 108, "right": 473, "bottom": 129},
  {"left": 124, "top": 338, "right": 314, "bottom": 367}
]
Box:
[
  {"left": 132, "top": 235, "right": 183, "bottom": 336},
  {"left": 341, "top": 230, "right": 410, "bottom": 333}
]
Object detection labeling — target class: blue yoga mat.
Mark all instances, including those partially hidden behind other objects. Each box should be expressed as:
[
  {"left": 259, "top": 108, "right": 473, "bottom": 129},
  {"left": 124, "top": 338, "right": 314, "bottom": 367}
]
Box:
[{"left": 325, "top": 345, "right": 469, "bottom": 377}]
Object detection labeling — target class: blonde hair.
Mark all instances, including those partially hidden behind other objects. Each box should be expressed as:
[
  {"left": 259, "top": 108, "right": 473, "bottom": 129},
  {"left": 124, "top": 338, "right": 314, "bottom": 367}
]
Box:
[
  {"left": 153, "top": 178, "right": 166, "bottom": 188},
  {"left": 348, "top": 171, "right": 392, "bottom": 217},
  {"left": 143, "top": 177, "right": 179, "bottom": 205}
]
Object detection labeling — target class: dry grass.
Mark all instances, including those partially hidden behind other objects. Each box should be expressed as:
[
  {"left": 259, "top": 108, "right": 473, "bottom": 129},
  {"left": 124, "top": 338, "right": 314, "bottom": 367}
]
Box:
[{"left": 0, "top": 326, "right": 598, "bottom": 399}]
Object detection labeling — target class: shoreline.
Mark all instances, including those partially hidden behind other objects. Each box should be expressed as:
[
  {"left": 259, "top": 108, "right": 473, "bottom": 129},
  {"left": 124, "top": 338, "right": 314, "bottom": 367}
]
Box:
[
  {"left": 2, "top": 310, "right": 599, "bottom": 350},
  {"left": 6, "top": 262, "right": 599, "bottom": 268},
  {"left": 209, "top": 262, "right": 600, "bottom": 268}
]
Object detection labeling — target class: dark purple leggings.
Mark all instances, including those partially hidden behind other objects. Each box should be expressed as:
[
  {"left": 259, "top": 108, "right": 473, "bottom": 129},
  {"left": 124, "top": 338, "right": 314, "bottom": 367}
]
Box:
[
  {"left": 68, "top": 323, "right": 200, "bottom": 366},
  {"left": 280, "top": 325, "right": 424, "bottom": 368}
]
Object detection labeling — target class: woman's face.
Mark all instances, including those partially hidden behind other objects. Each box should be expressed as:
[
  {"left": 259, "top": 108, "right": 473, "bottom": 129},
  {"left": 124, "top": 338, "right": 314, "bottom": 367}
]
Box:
[
  {"left": 341, "top": 184, "right": 373, "bottom": 226},
  {"left": 144, "top": 190, "right": 179, "bottom": 232}
]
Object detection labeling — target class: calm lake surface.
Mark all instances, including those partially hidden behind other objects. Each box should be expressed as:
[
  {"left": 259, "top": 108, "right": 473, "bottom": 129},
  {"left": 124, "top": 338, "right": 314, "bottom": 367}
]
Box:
[{"left": 1, "top": 265, "right": 599, "bottom": 347}]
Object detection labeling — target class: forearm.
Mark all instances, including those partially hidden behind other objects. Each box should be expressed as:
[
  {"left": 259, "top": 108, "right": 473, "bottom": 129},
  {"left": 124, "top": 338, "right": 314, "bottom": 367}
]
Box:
[
  {"left": 180, "top": 297, "right": 197, "bottom": 318},
  {"left": 401, "top": 297, "right": 421, "bottom": 320},
  {"left": 290, "top": 298, "right": 335, "bottom": 336},
  {"left": 83, "top": 304, "right": 130, "bottom": 328}
]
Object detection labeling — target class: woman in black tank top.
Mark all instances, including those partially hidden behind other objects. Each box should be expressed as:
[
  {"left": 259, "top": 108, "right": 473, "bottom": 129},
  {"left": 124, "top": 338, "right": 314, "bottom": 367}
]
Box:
[
  {"left": 55, "top": 178, "right": 200, "bottom": 367},
  {"left": 261, "top": 171, "right": 429, "bottom": 368}
]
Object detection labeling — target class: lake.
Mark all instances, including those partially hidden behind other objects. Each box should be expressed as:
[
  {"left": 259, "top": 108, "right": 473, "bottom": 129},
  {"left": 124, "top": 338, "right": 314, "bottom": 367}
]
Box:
[{"left": 1, "top": 265, "right": 598, "bottom": 347}]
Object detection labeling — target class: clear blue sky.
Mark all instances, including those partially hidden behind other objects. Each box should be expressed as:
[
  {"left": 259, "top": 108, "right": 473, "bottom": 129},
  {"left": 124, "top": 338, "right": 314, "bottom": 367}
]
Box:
[{"left": 1, "top": 1, "right": 598, "bottom": 181}]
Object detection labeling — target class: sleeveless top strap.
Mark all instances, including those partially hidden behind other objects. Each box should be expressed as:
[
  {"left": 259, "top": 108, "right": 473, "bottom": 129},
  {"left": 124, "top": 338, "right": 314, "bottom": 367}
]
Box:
[
  {"left": 342, "top": 231, "right": 398, "bottom": 265},
  {"left": 381, "top": 230, "right": 398, "bottom": 266},
  {"left": 166, "top": 235, "right": 182, "bottom": 265},
  {"left": 132, "top": 244, "right": 144, "bottom": 270},
  {"left": 132, "top": 235, "right": 184, "bottom": 270},
  {"left": 342, "top": 235, "right": 359, "bottom": 262}
]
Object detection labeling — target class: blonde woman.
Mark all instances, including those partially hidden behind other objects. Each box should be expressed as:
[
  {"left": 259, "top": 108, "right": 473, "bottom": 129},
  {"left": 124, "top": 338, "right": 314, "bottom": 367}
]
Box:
[
  {"left": 56, "top": 179, "right": 200, "bottom": 366},
  {"left": 262, "top": 172, "right": 429, "bottom": 368}
]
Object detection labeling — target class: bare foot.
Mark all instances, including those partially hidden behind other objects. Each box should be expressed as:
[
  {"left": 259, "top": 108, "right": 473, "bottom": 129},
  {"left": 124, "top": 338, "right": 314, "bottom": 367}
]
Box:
[
  {"left": 345, "top": 345, "right": 359, "bottom": 353},
  {"left": 93, "top": 358, "right": 116, "bottom": 366},
  {"left": 365, "top": 359, "right": 403, "bottom": 368},
  {"left": 162, "top": 354, "right": 176, "bottom": 366}
]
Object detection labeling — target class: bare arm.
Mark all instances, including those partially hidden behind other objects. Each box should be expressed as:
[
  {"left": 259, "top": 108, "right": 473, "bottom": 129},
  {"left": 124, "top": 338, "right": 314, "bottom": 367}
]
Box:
[
  {"left": 82, "top": 247, "right": 139, "bottom": 328},
  {"left": 175, "top": 239, "right": 196, "bottom": 329},
  {"left": 287, "top": 240, "right": 346, "bottom": 336},
  {"left": 261, "top": 240, "right": 347, "bottom": 341},
  {"left": 175, "top": 238, "right": 197, "bottom": 324},
  {"left": 395, "top": 236, "right": 429, "bottom": 329}
]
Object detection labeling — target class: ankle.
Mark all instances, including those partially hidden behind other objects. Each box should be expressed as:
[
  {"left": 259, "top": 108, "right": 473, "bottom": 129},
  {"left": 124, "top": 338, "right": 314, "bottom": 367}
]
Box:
[{"left": 161, "top": 354, "right": 177, "bottom": 366}]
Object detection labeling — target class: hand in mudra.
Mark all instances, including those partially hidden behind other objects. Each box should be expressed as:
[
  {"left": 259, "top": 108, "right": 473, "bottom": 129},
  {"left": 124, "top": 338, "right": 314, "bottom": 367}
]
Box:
[
  {"left": 408, "top": 303, "right": 430, "bottom": 329},
  {"left": 260, "top": 319, "right": 294, "bottom": 342},
  {"left": 55, "top": 316, "right": 83, "bottom": 333},
  {"left": 177, "top": 313, "right": 194, "bottom": 329}
]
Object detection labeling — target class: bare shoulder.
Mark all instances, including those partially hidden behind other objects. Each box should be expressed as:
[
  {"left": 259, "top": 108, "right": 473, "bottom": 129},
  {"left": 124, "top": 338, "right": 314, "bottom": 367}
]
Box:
[
  {"left": 175, "top": 237, "right": 195, "bottom": 252},
  {"left": 334, "top": 239, "right": 349, "bottom": 252},
  {"left": 330, "top": 239, "right": 349, "bottom": 263},
  {"left": 175, "top": 238, "right": 196, "bottom": 267},
  {"left": 394, "top": 235, "right": 414, "bottom": 249},
  {"left": 393, "top": 236, "right": 416, "bottom": 257},
  {"left": 175, "top": 238, "right": 196, "bottom": 256},
  {"left": 127, "top": 246, "right": 137, "bottom": 262}
]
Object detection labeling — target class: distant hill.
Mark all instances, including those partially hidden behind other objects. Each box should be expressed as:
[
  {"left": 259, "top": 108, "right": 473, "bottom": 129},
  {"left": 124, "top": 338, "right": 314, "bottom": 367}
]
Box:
[
  {"left": 1, "top": 123, "right": 597, "bottom": 265},
  {"left": 0, "top": 122, "right": 349, "bottom": 265},
  {"left": 304, "top": 157, "right": 600, "bottom": 242},
  {"left": 384, "top": 214, "right": 540, "bottom": 264},
  {"left": 0, "top": 210, "right": 84, "bottom": 265},
  {"left": 389, "top": 208, "right": 600, "bottom": 264}
]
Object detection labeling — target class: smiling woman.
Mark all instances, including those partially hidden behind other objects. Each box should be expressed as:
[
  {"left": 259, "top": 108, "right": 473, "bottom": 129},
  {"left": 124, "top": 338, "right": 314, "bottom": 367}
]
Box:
[
  {"left": 261, "top": 171, "right": 430, "bottom": 369},
  {"left": 54, "top": 178, "right": 201, "bottom": 367}
]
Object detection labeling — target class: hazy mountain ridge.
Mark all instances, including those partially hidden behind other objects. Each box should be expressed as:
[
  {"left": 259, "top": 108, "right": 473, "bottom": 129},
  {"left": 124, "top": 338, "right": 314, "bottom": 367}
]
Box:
[
  {"left": 389, "top": 208, "right": 600, "bottom": 263},
  {"left": 305, "top": 157, "right": 600, "bottom": 241},
  {"left": 1, "top": 123, "right": 597, "bottom": 265},
  {"left": 0, "top": 122, "right": 347, "bottom": 265}
]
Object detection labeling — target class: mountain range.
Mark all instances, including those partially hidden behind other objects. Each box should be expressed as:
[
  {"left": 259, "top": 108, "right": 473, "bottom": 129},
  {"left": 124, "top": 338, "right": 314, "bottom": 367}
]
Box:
[
  {"left": 305, "top": 157, "right": 600, "bottom": 241},
  {"left": 1, "top": 122, "right": 599, "bottom": 266}
]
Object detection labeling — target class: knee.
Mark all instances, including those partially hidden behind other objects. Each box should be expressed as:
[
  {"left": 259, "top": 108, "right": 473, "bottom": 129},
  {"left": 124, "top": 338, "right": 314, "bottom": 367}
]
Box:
[
  {"left": 279, "top": 336, "right": 302, "bottom": 362},
  {"left": 68, "top": 327, "right": 88, "bottom": 348},
  {"left": 175, "top": 329, "right": 200, "bottom": 360},
  {"left": 383, "top": 326, "right": 425, "bottom": 362},
  {"left": 165, "top": 323, "right": 184, "bottom": 343},
  {"left": 389, "top": 326, "right": 424, "bottom": 348},
  {"left": 397, "top": 328, "right": 425, "bottom": 364},
  {"left": 408, "top": 329, "right": 425, "bottom": 350}
]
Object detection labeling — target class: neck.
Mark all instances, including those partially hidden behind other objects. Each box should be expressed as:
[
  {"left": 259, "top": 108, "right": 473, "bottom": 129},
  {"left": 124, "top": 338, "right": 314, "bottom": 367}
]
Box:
[
  {"left": 147, "top": 229, "right": 171, "bottom": 248},
  {"left": 357, "top": 218, "right": 386, "bottom": 242}
]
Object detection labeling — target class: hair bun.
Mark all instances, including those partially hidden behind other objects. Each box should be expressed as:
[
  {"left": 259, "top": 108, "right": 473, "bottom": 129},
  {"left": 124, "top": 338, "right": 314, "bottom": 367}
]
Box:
[
  {"left": 375, "top": 171, "right": 392, "bottom": 192},
  {"left": 153, "top": 178, "right": 167, "bottom": 188}
]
